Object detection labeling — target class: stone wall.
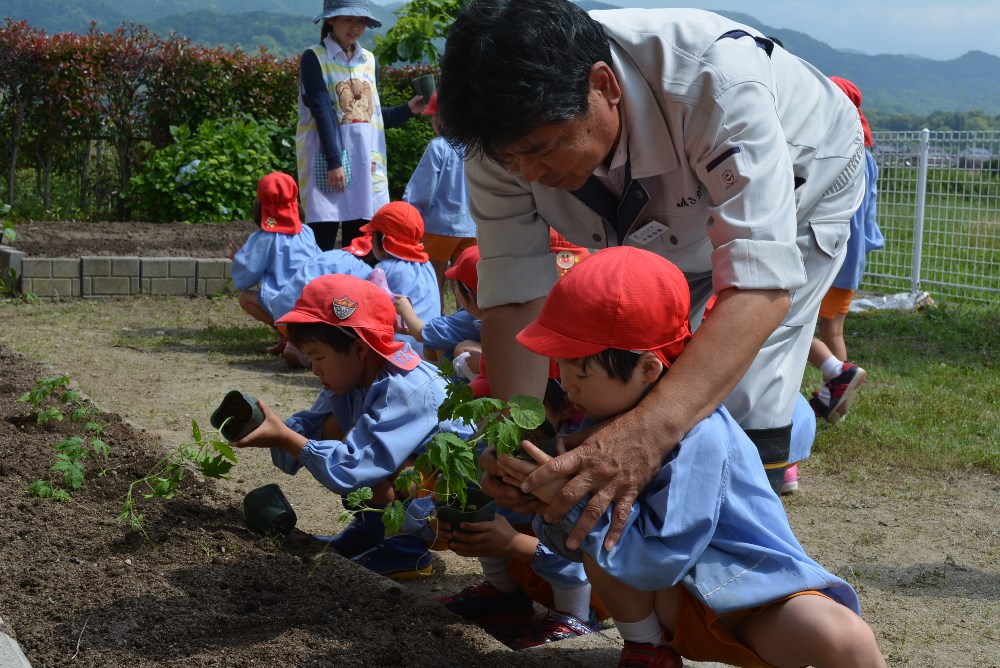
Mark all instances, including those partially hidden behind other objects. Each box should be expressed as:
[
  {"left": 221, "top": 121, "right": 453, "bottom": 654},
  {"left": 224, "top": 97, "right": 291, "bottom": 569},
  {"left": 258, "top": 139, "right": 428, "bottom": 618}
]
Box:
[{"left": 0, "top": 246, "right": 233, "bottom": 299}]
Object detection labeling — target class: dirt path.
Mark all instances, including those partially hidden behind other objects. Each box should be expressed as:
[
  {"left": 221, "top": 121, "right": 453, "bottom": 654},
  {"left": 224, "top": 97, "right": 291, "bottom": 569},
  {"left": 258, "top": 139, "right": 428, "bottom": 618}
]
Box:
[{"left": 2, "top": 295, "right": 998, "bottom": 666}]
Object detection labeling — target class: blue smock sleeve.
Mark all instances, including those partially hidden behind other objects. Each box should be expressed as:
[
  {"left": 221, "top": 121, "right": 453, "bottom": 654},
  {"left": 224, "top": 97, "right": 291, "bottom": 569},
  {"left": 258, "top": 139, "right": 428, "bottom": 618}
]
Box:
[
  {"left": 300, "top": 49, "right": 343, "bottom": 168},
  {"left": 420, "top": 309, "right": 481, "bottom": 356},
  {"left": 271, "top": 390, "right": 340, "bottom": 474},
  {"left": 230, "top": 231, "right": 271, "bottom": 291},
  {"left": 535, "top": 420, "right": 727, "bottom": 592},
  {"left": 293, "top": 368, "right": 444, "bottom": 495}
]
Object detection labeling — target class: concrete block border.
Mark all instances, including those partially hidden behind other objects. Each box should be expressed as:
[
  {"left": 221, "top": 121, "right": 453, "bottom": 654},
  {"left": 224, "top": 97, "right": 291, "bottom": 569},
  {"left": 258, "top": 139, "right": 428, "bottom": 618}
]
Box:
[{"left": 0, "top": 246, "right": 233, "bottom": 299}]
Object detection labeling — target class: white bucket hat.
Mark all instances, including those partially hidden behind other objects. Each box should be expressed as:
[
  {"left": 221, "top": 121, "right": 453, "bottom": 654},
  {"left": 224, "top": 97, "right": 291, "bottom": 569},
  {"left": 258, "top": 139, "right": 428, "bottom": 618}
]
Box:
[{"left": 313, "top": 0, "right": 382, "bottom": 28}]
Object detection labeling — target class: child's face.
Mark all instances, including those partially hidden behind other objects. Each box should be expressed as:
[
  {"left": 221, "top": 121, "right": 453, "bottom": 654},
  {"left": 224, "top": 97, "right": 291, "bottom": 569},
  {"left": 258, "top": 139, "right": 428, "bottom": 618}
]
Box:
[
  {"left": 329, "top": 16, "right": 367, "bottom": 48},
  {"left": 299, "top": 339, "right": 366, "bottom": 395},
  {"left": 453, "top": 283, "right": 483, "bottom": 318},
  {"left": 555, "top": 358, "right": 649, "bottom": 422}
]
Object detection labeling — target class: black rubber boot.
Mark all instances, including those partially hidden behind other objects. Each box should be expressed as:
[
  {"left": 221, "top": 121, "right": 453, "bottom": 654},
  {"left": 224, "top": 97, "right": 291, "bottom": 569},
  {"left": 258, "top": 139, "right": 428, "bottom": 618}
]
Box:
[{"left": 743, "top": 424, "right": 792, "bottom": 495}]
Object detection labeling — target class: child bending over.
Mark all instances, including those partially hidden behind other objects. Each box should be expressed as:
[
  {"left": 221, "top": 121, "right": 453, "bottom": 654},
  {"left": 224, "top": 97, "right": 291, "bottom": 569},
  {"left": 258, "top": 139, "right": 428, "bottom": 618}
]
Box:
[{"left": 501, "top": 246, "right": 885, "bottom": 668}]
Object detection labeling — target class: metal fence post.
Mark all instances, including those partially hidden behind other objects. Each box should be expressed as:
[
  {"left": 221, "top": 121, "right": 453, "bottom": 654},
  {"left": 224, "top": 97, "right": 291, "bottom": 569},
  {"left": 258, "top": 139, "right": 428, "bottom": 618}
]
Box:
[{"left": 910, "top": 128, "right": 930, "bottom": 294}]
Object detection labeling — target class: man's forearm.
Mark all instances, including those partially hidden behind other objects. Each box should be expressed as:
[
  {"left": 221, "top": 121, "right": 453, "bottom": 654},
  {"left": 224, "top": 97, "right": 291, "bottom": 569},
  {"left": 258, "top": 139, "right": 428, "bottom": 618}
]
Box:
[
  {"left": 637, "top": 287, "right": 790, "bottom": 450},
  {"left": 480, "top": 299, "right": 549, "bottom": 401}
]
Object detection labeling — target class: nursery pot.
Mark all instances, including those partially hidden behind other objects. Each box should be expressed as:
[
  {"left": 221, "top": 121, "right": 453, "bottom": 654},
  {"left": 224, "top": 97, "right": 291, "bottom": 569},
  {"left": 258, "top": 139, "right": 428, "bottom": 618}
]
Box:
[
  {"left": 411, "top": 74, "right": 436, "bottom": 101},
  {"left": 434, "top": 487, "right": 496, "bottom": 538},
  {"left": 242, "top": 483, "right": 297, "bottom": 537},
  {"left": 210, "top": 390, "right": 264, "bottom": 442},
  {"left": 514, "top": 419, "right": 559, "bottom": 461}
]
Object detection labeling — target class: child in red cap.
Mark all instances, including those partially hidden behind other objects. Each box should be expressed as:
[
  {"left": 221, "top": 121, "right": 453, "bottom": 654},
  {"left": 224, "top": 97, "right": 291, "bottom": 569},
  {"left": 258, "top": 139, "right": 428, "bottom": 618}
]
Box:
[
  {"left": 500, "top": 246, "right": 884, "bottom": 668},
  {"left": 232, "top": 272, "right": 473, "bottom": 581},
  {"left": 360, "top": 201, "right": 441, "bottom": 355},
  {"left": 394, "top": 244, "right": 482, "bottom": 367},
  {"left": 402, "top": 91, "right": 478, "bottom": 312},
  {"left": 229, "top": 172, "right": 321, "bottom": 355}
]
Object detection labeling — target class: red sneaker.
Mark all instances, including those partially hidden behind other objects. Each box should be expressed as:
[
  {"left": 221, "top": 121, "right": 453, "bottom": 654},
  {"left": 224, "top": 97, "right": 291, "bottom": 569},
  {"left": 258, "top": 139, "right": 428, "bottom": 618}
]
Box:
[
  {"left": 824, "top": 362, "right": 867, "bottom": 424},
  {"left": 511, "top": 609, "right": 599, "bottom": 649},
  {"left": 435, "top": 582, "right": 535, "bottom": 626},
  {"left": 618, "top": 641, "right": 684, "bottom": 668}
]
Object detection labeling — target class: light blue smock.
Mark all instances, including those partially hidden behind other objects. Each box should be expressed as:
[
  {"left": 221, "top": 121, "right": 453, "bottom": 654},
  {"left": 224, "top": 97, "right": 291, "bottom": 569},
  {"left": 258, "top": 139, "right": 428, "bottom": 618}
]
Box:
[
  {"left": 535, "top": 406, "right": 861, "bottom": 616},
  {"left": 266, "top": 249, "right": 373, "bottom": 322},
  {"left": 230, "top": 225, "right": 321, "bottom": 319},
  {"left": 272, "top": 360, "right": 472, "bottom": 495},
  {"left": 403, "top": 136, "right": 477, "bottom": 238}
]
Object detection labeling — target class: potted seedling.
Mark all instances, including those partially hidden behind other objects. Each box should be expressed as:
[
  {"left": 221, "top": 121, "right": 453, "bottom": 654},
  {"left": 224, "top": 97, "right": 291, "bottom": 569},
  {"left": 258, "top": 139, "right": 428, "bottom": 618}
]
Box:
[
  {"left": 343, "top": 359, "right": 550, "bottom": 537},
  {"left": 210, "top": 390, "right": 265, "bottom": 442}
]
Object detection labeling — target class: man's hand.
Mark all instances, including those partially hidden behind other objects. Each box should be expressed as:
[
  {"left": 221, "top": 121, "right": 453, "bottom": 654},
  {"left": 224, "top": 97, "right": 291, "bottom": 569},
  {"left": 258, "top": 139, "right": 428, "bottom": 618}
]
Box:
[{"left": 520, "top": 408, "right": 665, "bottom": 551}]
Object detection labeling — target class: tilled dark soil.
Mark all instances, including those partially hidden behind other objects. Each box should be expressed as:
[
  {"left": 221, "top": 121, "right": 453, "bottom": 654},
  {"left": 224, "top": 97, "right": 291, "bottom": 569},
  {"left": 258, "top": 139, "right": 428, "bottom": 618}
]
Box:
[
  {"left": 0, "top": 346, "right": 541, "bottom": 668},
  {"left": 7, "top": 220, "right": 250, "bottom": 258}
]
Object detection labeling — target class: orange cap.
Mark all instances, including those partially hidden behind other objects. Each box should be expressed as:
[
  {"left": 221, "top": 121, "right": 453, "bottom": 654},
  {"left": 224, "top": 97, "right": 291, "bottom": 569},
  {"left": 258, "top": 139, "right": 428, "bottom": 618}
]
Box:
[{"left": 360, "top": 201, "right": 429, "bottom": 263}]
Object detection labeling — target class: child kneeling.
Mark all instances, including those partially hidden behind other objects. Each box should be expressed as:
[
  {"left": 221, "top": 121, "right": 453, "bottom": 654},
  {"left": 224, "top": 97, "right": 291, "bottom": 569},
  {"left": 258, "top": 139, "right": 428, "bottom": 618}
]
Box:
[
  {"left": 232, "top": 272, "right": 470, "bottom": 580},
  {"left": 501, "top": 247, "right": 885, "bottom": 668}
]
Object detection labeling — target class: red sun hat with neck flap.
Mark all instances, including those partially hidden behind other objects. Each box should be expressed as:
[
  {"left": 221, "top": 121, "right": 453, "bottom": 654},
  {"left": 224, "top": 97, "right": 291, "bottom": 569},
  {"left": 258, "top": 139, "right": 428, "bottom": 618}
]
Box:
[
  {"left": 444, "top": 244, "right": 480, "bottom": 294},
  {"left": 360, "top": 201, "right": 429, "bottom": 262},
  {"left": 257, "top": 172, "right": 301, "bottom": 235},
  {"left": 343, "top": 234, "right": 373, "bottom": 257},
  {"left": 275, "top": 273, "right": 420, "bottom": 370},
  {"left": 516, "top": 246, "right": 692, "bottom": 368}
]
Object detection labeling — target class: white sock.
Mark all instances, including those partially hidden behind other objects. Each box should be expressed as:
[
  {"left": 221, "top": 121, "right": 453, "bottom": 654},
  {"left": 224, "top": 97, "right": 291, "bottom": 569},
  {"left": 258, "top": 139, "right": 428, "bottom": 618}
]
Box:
[
  {"left": 818, "top": 383, "right": 831, "bottom": 404},
  {"left": 552, "top": 582, "right": 592, "bottom": 621},
  {"left": 479, "top": 556, "right": 518, "bottom": 593},
  {"left": 615, "top": 612, "right": 664, "bottom": 645},
  {"left": 820, "top": 355, "right": 844, "bottom": 382}
]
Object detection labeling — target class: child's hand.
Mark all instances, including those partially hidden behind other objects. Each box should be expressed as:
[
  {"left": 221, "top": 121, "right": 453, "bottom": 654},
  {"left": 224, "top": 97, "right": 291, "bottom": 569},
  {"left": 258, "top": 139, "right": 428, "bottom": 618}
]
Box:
[
  {"left": 226, "top": 239, "right": 241, "bottom": 261},
  {"left": 443, "top": 514, "right": 529, "bottom": 560},
  {"left": 498, "top": 438, "right": 569, "bottom": 506},
  {"left": 232, "top": 400, "right": 307, "bottom": 457}
]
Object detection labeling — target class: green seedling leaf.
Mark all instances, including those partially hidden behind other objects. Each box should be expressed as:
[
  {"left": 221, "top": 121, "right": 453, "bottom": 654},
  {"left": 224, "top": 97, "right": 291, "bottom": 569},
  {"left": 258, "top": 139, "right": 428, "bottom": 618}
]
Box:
[
  {"left": 29, "top": 480, "right": 54, "bottom": 498},
  {"left": 54, "top": 436, "right": 85, "bottom": 457},
  {"left": 191, "top": 419, "right": 202, "bottom": 443},
  {"left": 381, "top": 501, "right": 406, "bottom": 536},
  {"left": 489, "top": 418, "right": 522, "bottom": 458},
  {"left": 393, "top": 469, "right": 422, "bottom": 496},
  {"left": 346, "top": 487, "right": 374, "bottom": 508},
  {"left": 52, "top": 489, "right": 71, "bottom": 502},
  {"left": 508, "top": 395, "right": 545, "bottom": 430},
  {"left": 61, "top": 462, "right": 86, "bottom": 491},
  {"left": 91, "top": 438, "right": 110, "bottom": 460},
  {"left": 198, "top": 454, "right": 234, "bottom": 479},
  {"left": 210, "top": 439, "right": 237, "bottom": 463},
  {"left": 70, "top": 407, "right": 89, "bottom": 422}
]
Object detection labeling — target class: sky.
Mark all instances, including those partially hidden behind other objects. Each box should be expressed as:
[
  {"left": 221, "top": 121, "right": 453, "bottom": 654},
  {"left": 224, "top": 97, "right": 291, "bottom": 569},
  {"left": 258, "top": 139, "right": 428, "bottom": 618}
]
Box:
[
  {"left": 371, "top": 1, "right": 1000, "bottom": 62},
  {"left": 593, "top": 1, "right": 1000, "bottom": 61}
]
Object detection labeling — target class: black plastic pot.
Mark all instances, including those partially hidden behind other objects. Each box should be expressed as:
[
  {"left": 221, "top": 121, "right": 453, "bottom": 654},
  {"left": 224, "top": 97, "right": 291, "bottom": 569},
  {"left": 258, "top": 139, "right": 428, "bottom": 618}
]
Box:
[
  {"left": 434, "top": 487, "right": 496, "bottom": 537},
  {"left": 242, "top": 483, "right": 297, "bottom": 537},
  {"left": 210, "top": 390, "right": 264, "bottom": 442},
  {"left": 514, "top": 419, "right": 559, "bottom": 461}
]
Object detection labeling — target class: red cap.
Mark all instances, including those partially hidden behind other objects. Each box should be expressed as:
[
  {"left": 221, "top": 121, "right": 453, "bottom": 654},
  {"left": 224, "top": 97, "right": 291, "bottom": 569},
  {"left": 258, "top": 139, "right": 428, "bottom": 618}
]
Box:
[
  {"left": 360, "top": 201, "right": 429, "bottom": 262},
  {"left": 444, "top": 245, "right": 480, "bottom": 293},
  {"left": 549, "top": 227, "right": 589, "bottom": 275},
  {"left": 258, "top": 172, "right": 301, "bottom": 234},
  {"left": 516, "top": 247, "right": 691, "bottom": 367},
  {"left": 421, "top": 91, "right": 438, "bottom": 116},
  {"left": 829, "top": 76, "right": 871, "bottom": 148},
  {"left": 276, "top": 273, "right": 421, "bottom": 370},
  {"left": 343, "top": 234, "right": 372, "bottom": 257}
]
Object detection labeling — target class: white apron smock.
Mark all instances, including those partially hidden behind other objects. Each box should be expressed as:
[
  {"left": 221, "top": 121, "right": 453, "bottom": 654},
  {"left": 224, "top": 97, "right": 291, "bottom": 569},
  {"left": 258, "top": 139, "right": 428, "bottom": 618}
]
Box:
[{"left": 296, "top": 38, "right": 389, "bottom": 223}]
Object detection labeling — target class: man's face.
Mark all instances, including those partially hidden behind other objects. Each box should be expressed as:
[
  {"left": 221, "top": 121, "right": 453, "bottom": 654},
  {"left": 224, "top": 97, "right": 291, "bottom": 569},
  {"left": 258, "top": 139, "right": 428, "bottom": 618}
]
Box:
[{"left": 494, "top": 80, "right": 620, "bottom": 191}]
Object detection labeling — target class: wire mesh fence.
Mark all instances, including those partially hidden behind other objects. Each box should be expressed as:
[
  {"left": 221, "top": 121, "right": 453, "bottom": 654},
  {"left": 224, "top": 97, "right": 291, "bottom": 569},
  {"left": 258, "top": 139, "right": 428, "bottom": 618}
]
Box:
[{"left": 867, "top": 130, "right": 1000, "bottom": 303}]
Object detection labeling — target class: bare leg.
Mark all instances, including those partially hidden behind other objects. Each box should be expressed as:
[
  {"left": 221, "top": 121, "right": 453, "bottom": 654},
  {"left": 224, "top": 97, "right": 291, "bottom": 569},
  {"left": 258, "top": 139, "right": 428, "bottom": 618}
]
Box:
[
  {"left": 818, "top": 312, "right": 848, "bottom": 362},
  {"left": 808, "top": 336, "right": 835, "bottom": 369},
  {"left": 582, "top": 554, "right": 654, "bottom": 623},
  {"left": 431, "top": 259, "right": 448, "bottom": 314},
  {"left": 734, "top": 594, "right": 885, "bottom": 668},
  {"left": 238, "top": 289, "right": 273, "bottom": 327}
]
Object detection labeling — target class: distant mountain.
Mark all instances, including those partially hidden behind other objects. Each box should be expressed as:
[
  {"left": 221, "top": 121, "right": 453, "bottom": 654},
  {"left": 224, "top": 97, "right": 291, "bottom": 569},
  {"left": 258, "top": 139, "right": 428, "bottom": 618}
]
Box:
[{"left": 5, "top": 0, "right": 1000, "bottom": 115}]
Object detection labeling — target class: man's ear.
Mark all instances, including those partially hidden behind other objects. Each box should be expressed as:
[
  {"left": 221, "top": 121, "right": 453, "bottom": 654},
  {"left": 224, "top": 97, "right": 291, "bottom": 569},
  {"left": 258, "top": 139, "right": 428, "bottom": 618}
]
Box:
[
  {"left": 639, "top": 352, "right": 664, "bottom": 383},
  {"left": 589, "top": 61, "right": 622, "bottom": 107}
]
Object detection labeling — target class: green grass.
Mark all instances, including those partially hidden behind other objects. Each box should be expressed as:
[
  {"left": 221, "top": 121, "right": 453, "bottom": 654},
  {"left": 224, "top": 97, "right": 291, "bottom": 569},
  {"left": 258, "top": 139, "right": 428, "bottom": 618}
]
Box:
[{"left": 802, "top": 302, "right": 1000, "bottom": 476}]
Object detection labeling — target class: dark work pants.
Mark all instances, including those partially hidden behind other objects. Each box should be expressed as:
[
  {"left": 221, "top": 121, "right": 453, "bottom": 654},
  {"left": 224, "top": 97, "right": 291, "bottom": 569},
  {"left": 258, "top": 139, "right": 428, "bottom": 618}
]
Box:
[
  {"left": 743, "top": 424, "right": 791, "bottom": 495},
  {"left": 308, "top": 219, "right": 366, "bottom": 252}
]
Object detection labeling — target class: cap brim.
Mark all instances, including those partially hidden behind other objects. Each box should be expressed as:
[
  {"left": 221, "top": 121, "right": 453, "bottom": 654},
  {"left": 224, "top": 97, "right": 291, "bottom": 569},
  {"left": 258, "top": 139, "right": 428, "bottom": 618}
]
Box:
[{"left": 516, "top": 319, "right": 605, "bottom": 361}]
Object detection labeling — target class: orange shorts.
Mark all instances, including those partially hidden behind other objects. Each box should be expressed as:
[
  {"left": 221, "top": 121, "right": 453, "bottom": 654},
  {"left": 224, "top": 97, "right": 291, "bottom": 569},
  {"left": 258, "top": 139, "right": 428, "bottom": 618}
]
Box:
[
  {"left": 666, "top": 588, "right": 831, "bottom": 667},
  {"left": 818, "top": 287, "right": 855, "bottom": 319},
  {"left": 421, "top": 233, "right": 477, "bottom": 264}
]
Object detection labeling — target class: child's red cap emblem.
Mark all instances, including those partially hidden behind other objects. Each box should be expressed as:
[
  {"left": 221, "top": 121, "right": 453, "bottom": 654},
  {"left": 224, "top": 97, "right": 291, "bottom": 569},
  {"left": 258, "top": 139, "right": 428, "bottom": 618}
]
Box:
[{"left": 331, "top": 296, "right": 358, "bottom": 320}]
